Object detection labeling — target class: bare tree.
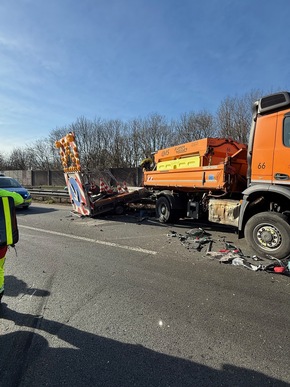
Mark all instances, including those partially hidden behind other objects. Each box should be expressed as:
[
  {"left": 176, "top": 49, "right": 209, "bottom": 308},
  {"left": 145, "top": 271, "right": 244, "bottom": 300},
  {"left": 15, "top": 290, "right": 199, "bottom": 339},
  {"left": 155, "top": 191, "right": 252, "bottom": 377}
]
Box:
[
  {"left": 216, "top": 90, "right": 262, "bottom": 143},
  {"left": 216, "top": 97, "right": 236, "bottom": 140},
  {"left": 139, "top": 113, "right": 173, "bottom": 157},
  {"left": 70, "top": 117, "right": 98, "bottom": 170},
  {"left": 25, "top": 139, "right": 55, "bottom": 170},
  {"left": 51, "top": 117, "right": 107, "bottom": 171},
  {"left": 125, "top": 119, "right": 145, "bottom": 167},
  {"left": 172, "top": 111, "right": 216, "bottom": 144},
  {"left": 100, "top": 119, "right": 126, "bottom": 167},
  {"left": 2, "top": 88, "right": 271, "bottom": 171},
  {"left": 0, "top": 153, "right": 6, "bottom": 171},
  {"left": 6, "top": 148, "right": 30, "bottom": 170}
]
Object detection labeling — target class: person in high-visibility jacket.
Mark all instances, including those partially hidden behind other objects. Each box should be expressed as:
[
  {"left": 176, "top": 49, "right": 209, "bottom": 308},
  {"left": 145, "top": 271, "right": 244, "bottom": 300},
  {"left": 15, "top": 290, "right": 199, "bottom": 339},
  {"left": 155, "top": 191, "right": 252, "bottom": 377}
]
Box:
[{"left": 0, "top": 189, "right": 24, "bottom": 303}]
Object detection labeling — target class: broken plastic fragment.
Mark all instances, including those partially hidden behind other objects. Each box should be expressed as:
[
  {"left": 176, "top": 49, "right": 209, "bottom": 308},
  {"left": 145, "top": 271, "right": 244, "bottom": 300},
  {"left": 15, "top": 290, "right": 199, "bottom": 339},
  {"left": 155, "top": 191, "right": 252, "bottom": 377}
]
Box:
[
  {"left": 231, "top": 257, "right": 262, "bottom": 271},
  {"left": 231, "top": 257, "right": 245, "bottom": 266},
  {"left": 186, "top": 228, "right": 211, "bottom": 238}
]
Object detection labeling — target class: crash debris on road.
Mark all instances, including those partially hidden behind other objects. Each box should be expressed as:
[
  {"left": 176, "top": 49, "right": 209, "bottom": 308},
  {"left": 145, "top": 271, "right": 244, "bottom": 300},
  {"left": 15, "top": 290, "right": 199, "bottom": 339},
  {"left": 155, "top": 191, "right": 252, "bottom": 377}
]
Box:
[{"left": 167, "top": 228, "right": 290, "bottom": 275}]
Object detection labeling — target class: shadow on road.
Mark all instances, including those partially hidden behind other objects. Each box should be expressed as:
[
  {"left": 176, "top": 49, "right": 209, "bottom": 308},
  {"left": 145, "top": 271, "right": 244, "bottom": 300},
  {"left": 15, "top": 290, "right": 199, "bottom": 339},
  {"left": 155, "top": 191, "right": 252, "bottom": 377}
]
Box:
[
  {"left": 0, "top": 303, "right": 287, "bottom": 387},
  {"left": 3, "top": 275, "right": 50, "bottom": 298},
  {"left": 16, "top": 205, "right": 59, "bottom": 216},
  {"left": 101, "top": 210, "right": 237, "bottom": 235},
  {"left": 26, "top": 202, "right": 237, "bottom": 237}
]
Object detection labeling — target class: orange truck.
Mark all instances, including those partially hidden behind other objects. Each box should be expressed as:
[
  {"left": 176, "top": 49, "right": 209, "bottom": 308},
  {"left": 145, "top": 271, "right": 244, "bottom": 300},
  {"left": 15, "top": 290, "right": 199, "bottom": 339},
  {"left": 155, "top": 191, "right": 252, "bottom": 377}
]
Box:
[{"left": 143, "top": 91, "right": 290, "bottom": 259}]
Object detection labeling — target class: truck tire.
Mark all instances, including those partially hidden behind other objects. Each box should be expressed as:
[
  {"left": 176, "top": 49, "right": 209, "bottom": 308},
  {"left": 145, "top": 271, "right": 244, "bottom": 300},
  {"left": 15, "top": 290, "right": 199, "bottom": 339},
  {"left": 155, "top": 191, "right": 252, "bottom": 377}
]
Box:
[
  {"left": 244, "top": 212, "right": 290, "bottom": 258},
  {"left": 156, "top": 196, "right": 178, "bottom": 223}
]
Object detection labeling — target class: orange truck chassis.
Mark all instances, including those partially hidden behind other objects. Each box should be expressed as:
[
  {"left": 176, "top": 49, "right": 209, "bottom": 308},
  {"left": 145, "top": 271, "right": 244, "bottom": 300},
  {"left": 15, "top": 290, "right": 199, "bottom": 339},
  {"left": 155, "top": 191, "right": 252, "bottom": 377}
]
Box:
[{"left": 143, "top": 92, "right": 290, "bottom": 259}]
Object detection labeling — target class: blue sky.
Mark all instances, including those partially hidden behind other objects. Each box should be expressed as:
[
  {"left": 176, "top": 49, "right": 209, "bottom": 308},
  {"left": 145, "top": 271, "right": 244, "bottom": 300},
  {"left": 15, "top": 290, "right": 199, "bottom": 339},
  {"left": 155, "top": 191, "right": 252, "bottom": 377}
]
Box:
[{"left": 1, "top": 0, "right": 290, "bottom": 154}]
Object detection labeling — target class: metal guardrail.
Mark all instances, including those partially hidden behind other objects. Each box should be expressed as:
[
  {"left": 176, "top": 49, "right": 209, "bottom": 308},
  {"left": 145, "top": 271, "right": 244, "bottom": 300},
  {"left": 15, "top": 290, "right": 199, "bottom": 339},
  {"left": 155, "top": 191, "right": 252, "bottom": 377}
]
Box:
[
  {"left": 29, "top": 188, "right": 69, "bottom": 197},
  {"left": 29, "top": 188, "right": 70, "bottom": 203}
]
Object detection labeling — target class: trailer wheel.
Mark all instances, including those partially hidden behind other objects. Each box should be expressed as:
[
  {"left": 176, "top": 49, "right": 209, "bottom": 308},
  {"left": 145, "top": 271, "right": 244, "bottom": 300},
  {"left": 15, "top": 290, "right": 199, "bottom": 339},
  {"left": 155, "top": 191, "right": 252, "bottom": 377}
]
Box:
[
  {"left": 156, "top": 196, "right": 178, "bottom": 223},
  {"left": 244, "top": 212, "right": 290, "bottom": 258},
  {"left": 114, "top": 204, "right": 125, "bottom": 215}
]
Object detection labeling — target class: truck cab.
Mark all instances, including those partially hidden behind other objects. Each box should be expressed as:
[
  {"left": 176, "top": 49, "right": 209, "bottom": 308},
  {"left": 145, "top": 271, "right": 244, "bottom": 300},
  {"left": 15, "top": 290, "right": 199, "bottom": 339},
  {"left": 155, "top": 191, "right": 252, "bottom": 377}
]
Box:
[
  {"left": 239, "top": 91, "right": 290, "bottom": 258},
  {"left": 249, "top": 92, "right": 290, "bottom": 185}
]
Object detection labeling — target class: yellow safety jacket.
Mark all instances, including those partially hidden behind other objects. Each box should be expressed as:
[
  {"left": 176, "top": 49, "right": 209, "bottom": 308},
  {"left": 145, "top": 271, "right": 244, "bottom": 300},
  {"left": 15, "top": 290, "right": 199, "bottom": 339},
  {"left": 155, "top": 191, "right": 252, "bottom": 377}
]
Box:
[{"left": 0, "top": 190, "right": 24, "bottom": 246}]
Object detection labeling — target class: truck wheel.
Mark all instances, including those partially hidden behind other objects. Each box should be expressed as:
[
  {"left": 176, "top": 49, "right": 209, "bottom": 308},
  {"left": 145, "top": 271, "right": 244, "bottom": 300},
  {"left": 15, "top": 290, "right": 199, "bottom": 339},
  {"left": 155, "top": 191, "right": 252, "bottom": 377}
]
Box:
[
  {"left": 156, "top": 196, "right": 178, "bottom": 223},
  {"left": 244, "top": 212, "right": 290, "bottom": 258}
]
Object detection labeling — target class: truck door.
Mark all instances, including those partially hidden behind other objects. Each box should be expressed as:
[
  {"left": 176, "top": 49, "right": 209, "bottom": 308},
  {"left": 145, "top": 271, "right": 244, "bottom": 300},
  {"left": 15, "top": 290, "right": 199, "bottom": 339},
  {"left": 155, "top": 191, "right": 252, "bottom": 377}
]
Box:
[
  {"left": 272, "top": 112, "right": 290, "bottom": 184},
  {"left": 250, "top": 113, "right": 277, "bottom": 184}
]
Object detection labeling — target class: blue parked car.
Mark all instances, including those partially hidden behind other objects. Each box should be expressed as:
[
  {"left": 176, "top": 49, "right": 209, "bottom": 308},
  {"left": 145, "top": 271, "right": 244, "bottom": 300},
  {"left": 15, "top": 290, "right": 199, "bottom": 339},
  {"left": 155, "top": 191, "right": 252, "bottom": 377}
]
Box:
[{"left": 0, "top": 176, "right": 32, "bottom": 208}]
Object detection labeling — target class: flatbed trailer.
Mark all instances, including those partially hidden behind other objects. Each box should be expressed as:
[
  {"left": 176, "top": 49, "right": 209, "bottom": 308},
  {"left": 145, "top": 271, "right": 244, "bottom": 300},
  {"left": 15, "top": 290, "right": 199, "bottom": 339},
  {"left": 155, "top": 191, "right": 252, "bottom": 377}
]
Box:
[
  {"left": 89, "top": 188, "right": 149, "bottom": 216},
  {"left": 55, "top": 134, "right": 148, "bottom": 217}
]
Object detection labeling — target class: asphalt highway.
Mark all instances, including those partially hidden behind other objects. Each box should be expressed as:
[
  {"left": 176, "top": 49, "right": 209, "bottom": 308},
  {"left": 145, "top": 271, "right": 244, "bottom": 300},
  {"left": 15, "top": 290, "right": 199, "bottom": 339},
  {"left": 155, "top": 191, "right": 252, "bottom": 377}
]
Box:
[{"left": 0, "top": 203, "right": 290, "bottom": 386}]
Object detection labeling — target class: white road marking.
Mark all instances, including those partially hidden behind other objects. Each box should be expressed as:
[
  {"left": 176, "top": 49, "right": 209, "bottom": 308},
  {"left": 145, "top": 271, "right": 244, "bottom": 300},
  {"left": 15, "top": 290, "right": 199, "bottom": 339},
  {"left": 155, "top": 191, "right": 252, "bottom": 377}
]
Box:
[{"left": 19, "top": 225, "right": 157, "bottom": 255}]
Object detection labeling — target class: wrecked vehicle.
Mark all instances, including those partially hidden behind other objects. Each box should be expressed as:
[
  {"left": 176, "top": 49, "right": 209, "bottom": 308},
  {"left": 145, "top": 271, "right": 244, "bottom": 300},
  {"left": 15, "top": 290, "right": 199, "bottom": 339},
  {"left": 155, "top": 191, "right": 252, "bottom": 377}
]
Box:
[{"left": 55, "top": 133, "right": 148, "bottom": 218}]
